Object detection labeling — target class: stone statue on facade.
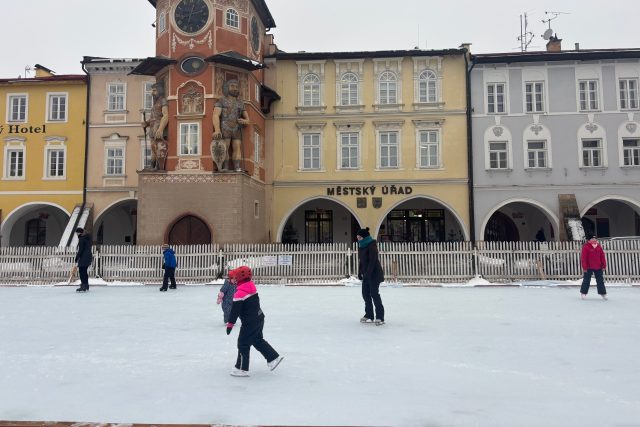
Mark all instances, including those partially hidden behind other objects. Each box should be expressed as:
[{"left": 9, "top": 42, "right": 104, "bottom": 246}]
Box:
[
  {"left": 211, "top": 79, "right": 249, "bottom": 172},
  {"left": 141, "top": 81, "right": 169, "bottom": 171}
]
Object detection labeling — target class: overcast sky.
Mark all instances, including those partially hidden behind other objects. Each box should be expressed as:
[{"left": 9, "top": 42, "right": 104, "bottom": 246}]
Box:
[{"left": 2, "top": 0, "right": 639, "bottom": 77}]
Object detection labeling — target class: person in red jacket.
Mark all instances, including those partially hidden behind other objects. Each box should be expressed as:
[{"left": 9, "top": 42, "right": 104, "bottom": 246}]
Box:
[
  {"left": 225, "top": 265, "right": 283, "bottom": 377},
  {"left": 580, "top": 235, "right": 607, "bottom": 300}
]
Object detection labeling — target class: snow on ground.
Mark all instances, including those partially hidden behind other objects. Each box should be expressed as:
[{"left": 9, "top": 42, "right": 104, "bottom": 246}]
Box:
[{"left": 1, "top": 283, "right": 640, "bottom": 427}]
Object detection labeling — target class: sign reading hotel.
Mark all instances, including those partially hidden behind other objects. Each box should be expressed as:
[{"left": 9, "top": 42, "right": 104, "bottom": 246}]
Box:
[{"left": 0, "top": 124, "right": 47, "bottom": 134}]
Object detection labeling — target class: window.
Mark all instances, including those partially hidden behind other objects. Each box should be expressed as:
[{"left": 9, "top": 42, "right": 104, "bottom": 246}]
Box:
[
  {"left": 143, "top": 82, "right": 154, "bottom": 110},
  {"left": 488, "top": 141, "right": 508, "bottom": 169},
  {"left": 379, "top": 71, "right": 397, "bottom": 104},
  {"left": 302, "top": 74, "right": 320, "bottom": 106},
  {"left": 141, "top": 140, "right": 153, "bottom": 169},
  {"left": 619, "top": 79, "right": 639, "bottom": 110},
  {"left": 301, "top": 133, "right": 320, "bottom": 170},
  {"left": 623, "top": 138, "right": 640, "bottom": 166},
  {"left": 158, "top": 11, "right": 166, "bottom": 33},
  {"left": 339, "top": 132, "right": 359, "bottom": 169},
  {"left": 340, "top": 73, "right": 358, "bottom": 106},
  {"left": 8, "top": 95, "right": 27, "bottom": 122},
  {"left": 46, "top": 149, "right": 65, "bottom": 177},
  {"left": 305, "top": 210, "right": 333, "bottom": 243},
  {"left": 48, "top": 93, "right": 67, "bottom": 121},
  {"left": 418, "top": 70, "right": 437, "bottom": 103},
  {"left": 25, "top": 219, "right": 46, "bottom": 246},
  {"left": 107, "top": 83, "right": 126, "bottom": 111},
  {"left": 418, "top": 130, "right": 439, "bottom": 168},
  {"left": 579, "top": 80, "right": 599, "bottom": 111},
  {"left": 526, "top": 140, "right": 548, "bottom": 168},
  {"left": 487, "top": 83, "right": 505, "bottom": 114},
  {"left": 582, "top": 139, "right": 603, "bottom": 167},
  {"left": 105, "top": 147, "right": 124, "bottom": 175},
  {"left": 254, "top": 131, "right": 260, "bottom": 163},
  {"left": 379, "top": 131, "right": 399, "bottom": 168},
  {"left": 225, "top": 8, "right": 239, "bottom": 28},
  {"left": 5, "top": 149, "right": 25, "bottom": 178},
  {"left": 525, "top": 82, "right": 544, "bottom": 113},
  {"left": 179, "top": 122, "right": 200, "bottom": 155},
  {"left": 255, "top": 83, "right": 260, "bottom": 102}
]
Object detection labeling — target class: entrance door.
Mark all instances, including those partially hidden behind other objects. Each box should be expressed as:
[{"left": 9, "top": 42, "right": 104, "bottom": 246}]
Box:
[{"left": 168, "top": 215, "right": 211, "bottom": 245}]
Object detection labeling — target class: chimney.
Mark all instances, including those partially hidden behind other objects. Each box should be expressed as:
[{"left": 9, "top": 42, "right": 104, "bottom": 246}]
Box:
[
  {"left": 575, "top": 43, "right": 580, "bottom": 51},
  {"left": 546, "top": 35, "right": 562, "bottom": 52}
]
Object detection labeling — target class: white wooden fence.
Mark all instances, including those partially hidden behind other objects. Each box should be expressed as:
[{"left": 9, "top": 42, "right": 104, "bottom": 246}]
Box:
[{"left": 1, "top": 240, "right": 639, "bottom": 285}]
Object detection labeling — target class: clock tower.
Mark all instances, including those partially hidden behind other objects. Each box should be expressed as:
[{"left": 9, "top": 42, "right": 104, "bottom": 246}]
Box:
[{"left": 132, "top": 0, "right": 277, "bottom": 245}]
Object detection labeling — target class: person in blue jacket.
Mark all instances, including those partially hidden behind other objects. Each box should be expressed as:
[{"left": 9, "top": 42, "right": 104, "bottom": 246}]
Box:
[{"left": 160, "top": 243, "right": 177, "bottom": 291}]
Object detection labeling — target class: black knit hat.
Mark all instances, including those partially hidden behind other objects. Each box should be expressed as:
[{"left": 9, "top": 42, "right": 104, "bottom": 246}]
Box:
[
  {"left": 357, "top": 227, "right": 370, "bottom": 238},
  {"left": 75, "top": 227, "right": 84, "bottom": 234}
]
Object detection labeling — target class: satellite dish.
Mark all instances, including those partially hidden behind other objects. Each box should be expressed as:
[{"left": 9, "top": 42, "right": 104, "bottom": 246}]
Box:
[{"left": 542, "top": 28, "right": 554, "bottom": 40}]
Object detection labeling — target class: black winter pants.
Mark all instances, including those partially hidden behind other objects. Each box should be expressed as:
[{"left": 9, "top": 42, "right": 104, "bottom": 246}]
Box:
[
  {"left": 362, "top": 279, "right": 384, "bottom": 321},
  {"left": 78, "top": 266, "right": 89, "bottom": 290},
  {"left": 580, "top": 269, "right": 607, "bottom": 295},
  {"left": 162, "top": 267, "right": 176, "bottom": 289},
  {"left": 235, "top": 318, "right": 279, "bottom": 371}
]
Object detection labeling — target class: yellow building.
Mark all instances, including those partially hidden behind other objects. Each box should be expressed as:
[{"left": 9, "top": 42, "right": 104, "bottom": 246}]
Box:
[
  {"left": 264, "top": 49, "right": 470, "bottom": 243},
  {"left": 0, "top": 65, "right": 87, "bottom": 246}
]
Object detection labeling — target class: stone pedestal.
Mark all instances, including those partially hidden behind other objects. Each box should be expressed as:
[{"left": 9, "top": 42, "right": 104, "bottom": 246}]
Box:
[{"left": 136, "top": 171, "right": 266, "bottom": 245}]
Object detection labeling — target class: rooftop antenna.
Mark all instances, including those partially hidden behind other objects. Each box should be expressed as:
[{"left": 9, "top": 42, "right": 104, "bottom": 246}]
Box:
[
  {"left": 541, "top": 10, "right": 569, "bottom": 40},
  {"left": 517, "top": 12, "right": 535, "bottom": 52}
]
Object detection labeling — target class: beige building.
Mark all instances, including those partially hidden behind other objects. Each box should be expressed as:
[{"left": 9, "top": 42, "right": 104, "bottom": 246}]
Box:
[
  {"left": 83, "top": 57, "right": 154, "bottom": 245},
  {"left": 264, "top": 49, "right": 470, "bottom": 243}
]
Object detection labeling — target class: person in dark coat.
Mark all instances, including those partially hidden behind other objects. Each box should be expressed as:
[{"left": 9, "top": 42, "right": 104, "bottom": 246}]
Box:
[
  {"left": 580, "top": 235, "right": 607, "bottom": 300},
  {"left": 74, "top": 227, "right": 92, "bottom": 292},
  {"left": 226, "top": 266, "right": 283, "bottom": 377},
  {"left": 217, "top": 269, "right": 237, "bottom": 323},
  {"left": 357, "top": 227, "right": 385, "bottom": 325},
  {"left": 160, "top": 244, "right": 177, "bottom": 291}
]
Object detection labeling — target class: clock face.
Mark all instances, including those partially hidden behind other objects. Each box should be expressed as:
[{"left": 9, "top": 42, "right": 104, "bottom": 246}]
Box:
[
  {"left": 250, "top": 16, "right": 260, "bottom": 53},
  {"left": 174, "top": 0, "right": 209, "bottom": 34}
]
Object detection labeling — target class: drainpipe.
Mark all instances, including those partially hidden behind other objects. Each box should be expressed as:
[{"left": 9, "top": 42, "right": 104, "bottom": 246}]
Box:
[{"left": 464, "top": 52, "right": 476, "bottom": 244}]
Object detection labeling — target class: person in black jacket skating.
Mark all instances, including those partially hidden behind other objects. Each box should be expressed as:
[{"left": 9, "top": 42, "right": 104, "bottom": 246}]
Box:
[
  {"left": 357, "top": 227, "right": 385, "bottom": 325},
  {"left": 226, "top": 265, "right": 283, "bottom": 377},
  {"left": 74, "top": 227, "right": 93, "bottom": 292}
]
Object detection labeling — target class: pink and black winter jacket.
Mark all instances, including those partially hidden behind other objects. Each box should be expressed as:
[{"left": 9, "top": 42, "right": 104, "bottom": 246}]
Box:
[
  {"left": 581, "top": 242, "right": 606, "bottom": 271},
  {"left": 226, "top": 280, "right": 265, "bottom": 330}
]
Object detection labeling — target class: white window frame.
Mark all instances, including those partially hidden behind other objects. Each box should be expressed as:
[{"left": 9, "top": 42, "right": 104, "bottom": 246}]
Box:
[
  {"left": 622, "top": 138, "right": 640, "bottom": 167},
  {"left": 378, "top": 131, "right": 400, "bottom": 169},
  {"left": 179, "top": 122, "right": 200, "bottom": 155},
  {"left": 255, "top": 83, "right": 260, "bottom": 103},
  {"left": 46, "top": 92, "right": 68, "bottom": 122},
  {"left": 580, "top": 139, "right": 604, "bottom": 167},
  {"left": 524, "top": 82, "right": 545, "bottom": 113},
  {"left": 43, "top": 137, "right": 67, "bottom": 180},
  {"left": 487, "top": 83, "right": 506, "bottom": 114},
  {"left": 338, "top": 132, "right": 360, "bottom": 170},
  {"left": 104, "top": 145, "right": 125, "bottom": 176},
  {"left": 525, "top": 140, "right": 548, "bottom": 169},
  {"left": 254, "top": 131, "right": 260, "bottom": 163},
  {"left": 300, "top": 133, "right": 321, "bottom": 171},
  {"left": 417, "top": 130, "right": 440, "bottom": 169},
  {"left": 143, "top": 82, "right": 154, "bottom": 110},
  {"left": 225, "top": 8, "right": 239, "bottom": 29},
  {"left": 302, "top": 74, "right": 321, "bottom": 107},
  {"left": 339, "top": 73, "right": 359, "bottom": 106},
  {"left": 3, "top": 139, "right": 26, "bottom": 180},
  {"left": 488, "top": 141, "right": 509, "bottom": 170},
  {"left": 578, "top": 80, "right": 600, "bottom": 111},
  {"left": 107, "top": 82, "right": 126, "bottom": 111},
  {"left": 379, "top": 71, "right": 398, "bottom": 105},
  {"left": 619, "top": 78, "right": 639, "bottom": 110},
  {"left": 418, "top": 70, "right": 437, "bottom": 103},
  {"left": 6, "top": 94, "right": 28, "bottom": 123}
]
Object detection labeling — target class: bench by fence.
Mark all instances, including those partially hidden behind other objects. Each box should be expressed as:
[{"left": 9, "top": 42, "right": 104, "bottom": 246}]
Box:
[{"left": 1, "top": 240, "right": 639, "bottom": 285}]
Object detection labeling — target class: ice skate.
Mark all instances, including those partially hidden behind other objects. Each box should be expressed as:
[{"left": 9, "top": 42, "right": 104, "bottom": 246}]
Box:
[
  {"left": 580, "top": 293, "right": 586, "bottom": 300},
  {"left": 360, "top": 317, "right": 373, "bottom": 323},
  {"left": 268, "top": 356, "right": 284, "bottom": 371},
  {"left": 601, "top": 294, "right": 608, "bottom": 300},
  {"left": 230, "top": 368, "right": 249, "bottom": 377},
  {"left": 374, "top": 319, "right": 385, "bottom": 326},
  {"left": 75, "top": 287, "right": 86, "bottom": 293},
  {"left": 159, "top": 286, "right": 167, "bottom": 292},
  {"left": 168, "top": 285, "right": 176, "bottom": 289}
]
